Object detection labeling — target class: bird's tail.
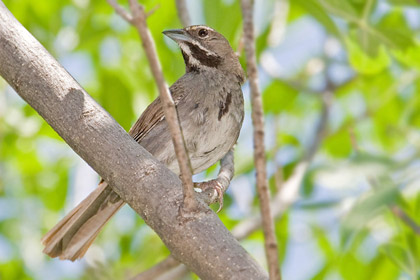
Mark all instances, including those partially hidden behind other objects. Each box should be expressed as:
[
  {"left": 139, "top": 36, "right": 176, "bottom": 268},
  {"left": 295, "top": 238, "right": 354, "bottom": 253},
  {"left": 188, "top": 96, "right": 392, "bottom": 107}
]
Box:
[{"left": 41, "top": 181, "right": 124, "bottom": 261}]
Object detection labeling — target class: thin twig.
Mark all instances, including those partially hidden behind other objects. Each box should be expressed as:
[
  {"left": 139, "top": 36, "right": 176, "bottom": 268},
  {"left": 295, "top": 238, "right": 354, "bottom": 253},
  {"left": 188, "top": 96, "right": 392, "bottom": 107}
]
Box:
[
  {"left": 145, "top": 4, "right": 160, "bottom": 17},
  {"left": 304, "top": 90, "right": 331, "bottom": 162},
  {"left": 132, "top": 255, "right": 180, "bottom": 280},
  {"left": 240, "top": 0, "right": 281, "bottom": 279},
  {"left": 390, "top": 206, "right": 420, "bottom": 235},
  {"left": 108, "top": 0, "right": 197, "bottom": 212},
  {"left": 272, "top": 117, "right": 284, "bottom": 193},
  {"left": 175, "top": 0, "right": 190, "bottom": 27},
  {"left": 349, "top": 125, "right": 360, "bottom": 153},
  {"left": 369, "top": 177, "right": 420, "bottom": 236},
  {"left": 107, "top": 0, "right": 133, "bottom": 22},
  {"left": 233, "top": 90, "right": 331, "bottom": 240}
]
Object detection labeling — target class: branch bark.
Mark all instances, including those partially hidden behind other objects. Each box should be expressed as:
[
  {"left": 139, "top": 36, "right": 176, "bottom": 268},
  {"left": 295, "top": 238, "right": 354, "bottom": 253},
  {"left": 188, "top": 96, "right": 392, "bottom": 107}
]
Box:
[
  {"left": 107, "top": 0, "right": 197, "bottom": 212},
  {"left": 240, "top": 0, "right": 281, "bottom": 279},
  {"left": 0, "top": 2, "right": 267, "bottom": 279},
  {"left": 134, "top": 148, "right": 236, "bottom": 279}
]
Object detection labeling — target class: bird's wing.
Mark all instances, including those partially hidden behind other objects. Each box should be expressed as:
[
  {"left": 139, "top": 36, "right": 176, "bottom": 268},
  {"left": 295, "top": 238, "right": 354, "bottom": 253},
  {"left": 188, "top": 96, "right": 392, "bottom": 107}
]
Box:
[{"left": 129, "top": 80, "right": 186, "bottom": 143}]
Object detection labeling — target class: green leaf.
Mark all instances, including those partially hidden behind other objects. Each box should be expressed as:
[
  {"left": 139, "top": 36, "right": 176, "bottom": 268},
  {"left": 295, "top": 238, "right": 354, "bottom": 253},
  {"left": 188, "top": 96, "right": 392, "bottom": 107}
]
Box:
[
  {"left": 202, "top": 0, "right": 242, "bottom": 45},
  {"left": 346, "top": 38, "right": 390, "bottom": 75},
  {"left": 323, "top": 129, "right": 352, "bottom": 158},
  {"left": 294, "top": 0, "right": 341, "bottom": 36},
  {"left": 367, "top": 254, "right": 400, "bottom": 280},
  {"left": 318, "top": 0, "right": 361, "bottom": 20},
  {"left": 300, "top": 199, "right": 341, "bottom": 210},
  {"left": 415, "top": 193, "right": 420, "bottom": 219},
  {"left": 263, "top": 80, "right": 299, "bottom": 114},
  {"left": 380, "top": 243, "right": 413, "bottom": 273},
  {"left": 312, "top": 226, "right": 336, "bottom": 259},
  {"left": 99, "top": 70, "right": 134, "bottom": 130},
  {"left": 341, "top": 182, "right": 400, "bottom": 245},
  {"left": 376, "top": 10, "right": 415, "bottom": 51},
  {"left": 339, "top": 253, "right": 367, "bottom": 280},
  {"left": 288, "top": 0, "right": 307, "bottom": 22},
  {"left": 350, "top": 152, "right": 397, "bottom": 169},
  {"left": 388, "top": 0, "right": 420, "bottom": 6},
  {"left": 0, "top": 259, "right": 31, "bottom": 280},
  {"left": 275, "top": 213, "right": 289, "bottom": 263},
  {"left": 276, "top": 133, "right": 300, "bottom": 147},
  {"left": 373, "top": 96, "right": 405, "bottom": 150},
  {"left": 255, "top": 25, "right": 270, "bottom": 59},
  {"left": 393, "top": 45, "right": 420, "bottom": 71}
]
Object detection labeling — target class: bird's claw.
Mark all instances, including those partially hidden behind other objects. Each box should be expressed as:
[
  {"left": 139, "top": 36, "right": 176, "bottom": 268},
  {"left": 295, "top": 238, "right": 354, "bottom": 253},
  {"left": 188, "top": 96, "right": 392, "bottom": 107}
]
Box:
[
  {"left": 194, "top": 180, "right": 224, "bottom": 213},
  {"left": 213, "top": 182, "right": 224, "bottom": 213}
]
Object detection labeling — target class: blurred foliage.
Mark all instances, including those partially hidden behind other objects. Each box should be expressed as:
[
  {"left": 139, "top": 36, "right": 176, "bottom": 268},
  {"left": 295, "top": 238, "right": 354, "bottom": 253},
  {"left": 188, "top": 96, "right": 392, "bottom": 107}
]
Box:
[{"left": 1, "top": 0, "right": 420, "bottom": 279}]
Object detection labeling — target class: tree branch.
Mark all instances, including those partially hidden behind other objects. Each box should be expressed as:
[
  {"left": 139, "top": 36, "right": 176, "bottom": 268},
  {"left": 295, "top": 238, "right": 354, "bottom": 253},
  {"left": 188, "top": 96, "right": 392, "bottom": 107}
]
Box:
[
  {"left": 0, "top": 2, "right": 267, "bottom": 279},
  {"left": 233, "top": 90, "right": 331, "bottom": 240},
  {"left": 175, "top": 0, "right": 190, "bottom": 27},
  {"left": 107, "top": 0, "right": 133, "bottom": 22},
  {"left": 107, "top": 0, "right": 197, "bottom": 213},
  {"left": 390, "top": 206, "right": 420, "bottom": 235},
  {"left": 240, "top": 0, "right": 281, "bottom": 279},
  {"left": 133, "top": 148, "right": 236, "bottom": 279}
]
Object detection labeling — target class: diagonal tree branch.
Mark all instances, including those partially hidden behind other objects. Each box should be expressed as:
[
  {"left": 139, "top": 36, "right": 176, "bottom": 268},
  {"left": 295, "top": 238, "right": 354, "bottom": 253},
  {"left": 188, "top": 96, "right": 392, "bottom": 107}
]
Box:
[
  {"left": 240, "top": 0, "right": 281, "bottom": 279},
  {"left": 106, "top": 0, "right": 197, "bottom": 213},
  {"left": 0, "top": 2, "right": 267, "bottom": 279}
]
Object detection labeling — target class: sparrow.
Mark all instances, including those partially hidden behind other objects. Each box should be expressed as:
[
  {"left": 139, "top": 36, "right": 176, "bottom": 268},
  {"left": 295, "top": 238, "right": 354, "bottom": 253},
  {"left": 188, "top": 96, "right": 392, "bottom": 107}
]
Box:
[{"left": 42, "top": 25, "right": 245, "bottom": 261}]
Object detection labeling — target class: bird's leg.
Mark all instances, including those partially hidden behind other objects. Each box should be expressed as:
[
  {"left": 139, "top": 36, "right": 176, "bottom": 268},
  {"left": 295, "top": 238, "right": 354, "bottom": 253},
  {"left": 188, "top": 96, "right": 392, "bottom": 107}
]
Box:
[
  {"left": 194, "top": 180, "right": 224, "bottom": 212},
  {"left": 194, "top": 148, "right": 235, "bottom": 212}
]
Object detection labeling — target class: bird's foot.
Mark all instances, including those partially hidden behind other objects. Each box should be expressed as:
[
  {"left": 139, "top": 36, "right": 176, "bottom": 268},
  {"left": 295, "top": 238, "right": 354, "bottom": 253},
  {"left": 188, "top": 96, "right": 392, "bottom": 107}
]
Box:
[{"left": 194, "top": 180, "right": 224, "bottom": 213}]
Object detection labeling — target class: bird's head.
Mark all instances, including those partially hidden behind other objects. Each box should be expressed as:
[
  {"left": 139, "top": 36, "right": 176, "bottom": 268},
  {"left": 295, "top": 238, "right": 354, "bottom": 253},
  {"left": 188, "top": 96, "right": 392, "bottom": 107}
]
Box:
[{"left": 163, "top": 25, "right": 244, "bottom": 83}]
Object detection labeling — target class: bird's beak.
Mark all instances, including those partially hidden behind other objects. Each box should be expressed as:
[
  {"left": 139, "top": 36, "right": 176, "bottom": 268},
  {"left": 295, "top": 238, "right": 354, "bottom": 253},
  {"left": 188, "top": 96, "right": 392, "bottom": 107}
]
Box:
[{"left": 163, "top": 29, "right": 192, "bottom": 43}]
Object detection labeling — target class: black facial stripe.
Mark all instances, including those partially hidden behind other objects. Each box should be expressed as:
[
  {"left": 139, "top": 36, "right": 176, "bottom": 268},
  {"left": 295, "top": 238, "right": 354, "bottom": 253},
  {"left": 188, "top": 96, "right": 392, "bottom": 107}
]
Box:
[{"left": 186, "top": 42, "right": 222, "bottom": 68}]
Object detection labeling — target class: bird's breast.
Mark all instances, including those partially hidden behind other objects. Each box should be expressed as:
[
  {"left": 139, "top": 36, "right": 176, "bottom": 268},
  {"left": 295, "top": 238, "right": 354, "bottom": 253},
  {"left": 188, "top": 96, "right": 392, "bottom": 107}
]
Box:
[
  {"left": 141, "top": 71, "right": 244, "bottom": 176},
  {"left": 182, "top": 86, "right": 244, "bottom": 174}
]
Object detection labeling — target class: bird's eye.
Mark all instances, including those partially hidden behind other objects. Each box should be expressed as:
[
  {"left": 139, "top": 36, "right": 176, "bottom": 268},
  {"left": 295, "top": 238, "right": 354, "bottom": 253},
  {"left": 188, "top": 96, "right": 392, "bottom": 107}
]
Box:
[{"left": 198, "top": 29, "right": 208, "bottom": 37}]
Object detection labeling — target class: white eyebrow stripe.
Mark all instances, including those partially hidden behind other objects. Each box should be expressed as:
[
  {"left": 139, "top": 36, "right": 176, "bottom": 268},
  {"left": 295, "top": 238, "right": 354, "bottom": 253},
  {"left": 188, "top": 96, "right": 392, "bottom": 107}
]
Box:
[{"left": 186, "top": 25, "right": 215, "bottom": 32}]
